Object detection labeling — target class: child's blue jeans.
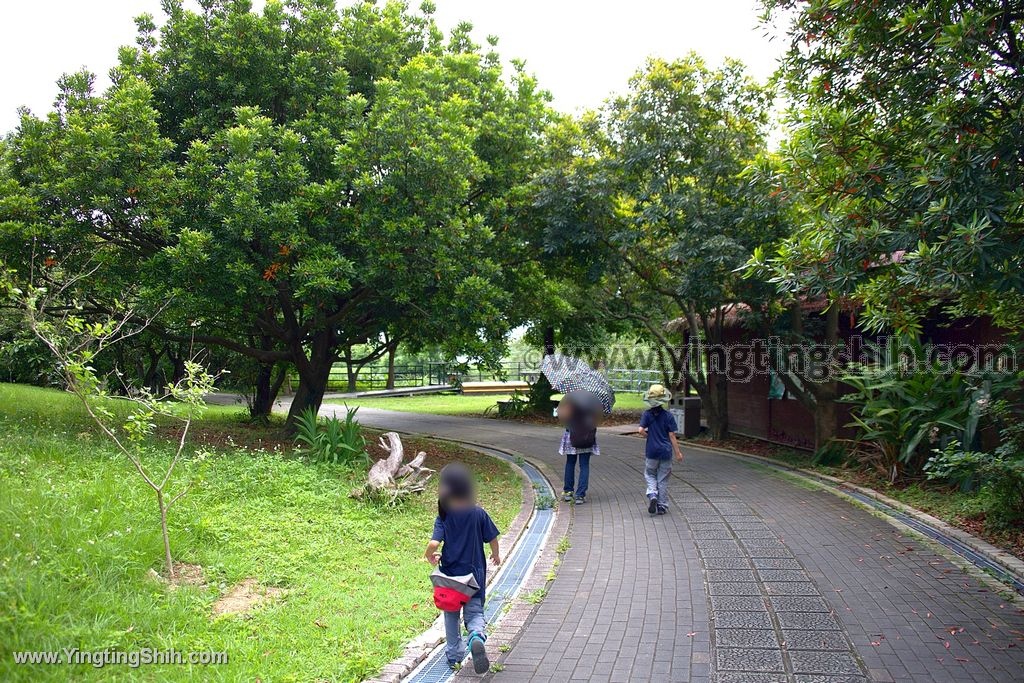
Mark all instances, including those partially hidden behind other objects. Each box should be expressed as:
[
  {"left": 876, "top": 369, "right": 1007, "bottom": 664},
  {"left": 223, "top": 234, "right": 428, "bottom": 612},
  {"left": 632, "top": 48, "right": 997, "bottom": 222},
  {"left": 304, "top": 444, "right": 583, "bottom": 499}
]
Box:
[
  {"left": 644, "top": 457, "right": 672, "bottom": 506},
  {"left": 444, "top": 593, "right": 486, "bottom": 663},
  {"left": 563, "top": 452, "right": 591, "bottom": 498}
]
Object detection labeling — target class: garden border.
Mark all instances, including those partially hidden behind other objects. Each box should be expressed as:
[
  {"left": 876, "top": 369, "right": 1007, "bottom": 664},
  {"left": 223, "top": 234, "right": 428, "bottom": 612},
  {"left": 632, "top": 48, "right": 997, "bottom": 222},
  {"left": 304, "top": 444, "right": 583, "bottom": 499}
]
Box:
[
  {"left": 685, "top": 441, "right": 1024, "bottom": 600},
  {"left": 363, "top": 435, "right": 567, "bottom": 683}
]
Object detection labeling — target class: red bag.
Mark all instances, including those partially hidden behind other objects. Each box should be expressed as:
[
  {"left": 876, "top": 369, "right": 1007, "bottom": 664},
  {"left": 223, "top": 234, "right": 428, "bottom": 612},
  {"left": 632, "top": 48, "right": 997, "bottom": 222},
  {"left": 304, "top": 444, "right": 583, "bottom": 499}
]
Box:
[{"left": 430, "top": 569, "right": 480, "bottom": 612}]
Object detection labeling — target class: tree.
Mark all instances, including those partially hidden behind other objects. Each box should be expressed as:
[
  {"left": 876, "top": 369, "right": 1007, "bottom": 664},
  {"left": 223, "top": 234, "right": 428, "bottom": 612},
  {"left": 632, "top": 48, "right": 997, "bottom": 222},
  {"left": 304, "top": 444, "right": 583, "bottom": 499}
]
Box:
[
  {"left": 755, "top": 0, "right": 1024, "bottom": 336},
  {"left": 2, "top": 264, "right": 215, "bottom": 581},
  {"left": 1, "top": 0, "right": 551, "bottom": 427},
  {"left": 535, "top": 56, "right": 787, "bottom": 439}
]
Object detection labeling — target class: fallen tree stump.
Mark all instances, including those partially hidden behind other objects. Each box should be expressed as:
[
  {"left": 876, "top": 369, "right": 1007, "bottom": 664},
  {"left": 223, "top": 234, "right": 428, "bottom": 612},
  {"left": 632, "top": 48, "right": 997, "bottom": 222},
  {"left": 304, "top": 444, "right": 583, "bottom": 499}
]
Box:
[{"left": 355, "top": 432, "right": 434, "bottom": 502}]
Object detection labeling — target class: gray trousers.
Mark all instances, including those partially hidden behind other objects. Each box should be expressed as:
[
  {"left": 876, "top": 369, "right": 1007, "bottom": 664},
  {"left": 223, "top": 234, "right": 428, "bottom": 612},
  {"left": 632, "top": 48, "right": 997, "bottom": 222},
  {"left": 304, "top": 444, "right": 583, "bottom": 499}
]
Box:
[
  {"left": 443, "top": 593, "right": 486, "bottom": 663},
  {"left": 644, "top": 457, "right": 672, "bottom": 506}
]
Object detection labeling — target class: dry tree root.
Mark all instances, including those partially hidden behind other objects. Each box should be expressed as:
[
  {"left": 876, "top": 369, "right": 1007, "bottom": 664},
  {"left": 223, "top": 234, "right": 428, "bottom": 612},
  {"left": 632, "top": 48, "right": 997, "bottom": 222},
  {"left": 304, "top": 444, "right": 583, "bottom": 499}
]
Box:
[{"left": 353, "top": 432, "right": 434, "bottom": 503}]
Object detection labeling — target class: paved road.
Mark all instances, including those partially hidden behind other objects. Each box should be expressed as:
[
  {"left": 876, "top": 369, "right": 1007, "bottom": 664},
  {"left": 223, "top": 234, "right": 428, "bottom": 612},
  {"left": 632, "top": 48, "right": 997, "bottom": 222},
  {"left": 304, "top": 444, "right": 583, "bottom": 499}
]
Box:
[{"left": 322, "top": 406, "right": 1024, "bottom": 683}]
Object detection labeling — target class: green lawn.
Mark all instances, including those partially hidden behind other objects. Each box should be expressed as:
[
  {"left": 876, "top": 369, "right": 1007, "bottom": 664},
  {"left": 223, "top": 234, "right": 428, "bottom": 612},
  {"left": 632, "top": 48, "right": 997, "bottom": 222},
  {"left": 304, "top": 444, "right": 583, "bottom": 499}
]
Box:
[
  {"left": 0, "top": 384, "right": 521, "bottom": 682},
  {"left": 328, "top": 391, "right": 648, "bottom": 416}
]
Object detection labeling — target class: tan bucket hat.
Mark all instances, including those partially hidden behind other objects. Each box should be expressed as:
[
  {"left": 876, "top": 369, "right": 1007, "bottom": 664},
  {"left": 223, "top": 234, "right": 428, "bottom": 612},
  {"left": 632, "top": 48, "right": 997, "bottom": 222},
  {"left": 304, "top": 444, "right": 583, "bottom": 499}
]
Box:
[{"left": 643, "top": 383, "right": 672, "bottom": 407}]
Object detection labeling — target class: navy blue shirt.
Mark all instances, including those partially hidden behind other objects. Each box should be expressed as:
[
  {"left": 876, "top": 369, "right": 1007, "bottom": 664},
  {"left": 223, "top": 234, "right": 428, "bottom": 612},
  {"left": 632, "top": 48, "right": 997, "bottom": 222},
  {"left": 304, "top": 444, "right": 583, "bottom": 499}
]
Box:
[
  {"left": 640, "top": 407, "right": 678, "bottom": 460},
  {"left": 432, "top": 506, "right": 500, "bottom": 600}
]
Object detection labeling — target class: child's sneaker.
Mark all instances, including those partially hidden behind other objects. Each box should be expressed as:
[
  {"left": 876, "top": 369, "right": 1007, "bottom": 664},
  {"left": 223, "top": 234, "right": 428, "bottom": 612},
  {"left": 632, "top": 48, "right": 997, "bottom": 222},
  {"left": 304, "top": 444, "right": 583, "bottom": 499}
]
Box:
[
  {"left": 574, "top": 496, "right": 586, "bottom": 505},
  {"left": 447, "top": 659, "right": 462, "bottom": 671},
  {"left": 657, "top": 505, "right": 668, "bottom": 515},
  {"left": 468, "top": 633, "right": 489, "bottom": 674},
  {"left": 647, "top": 495, "right": 658, "bottom": 515},
  {"left": 562, "top": 491, "right": 573, "bottom": 502}
]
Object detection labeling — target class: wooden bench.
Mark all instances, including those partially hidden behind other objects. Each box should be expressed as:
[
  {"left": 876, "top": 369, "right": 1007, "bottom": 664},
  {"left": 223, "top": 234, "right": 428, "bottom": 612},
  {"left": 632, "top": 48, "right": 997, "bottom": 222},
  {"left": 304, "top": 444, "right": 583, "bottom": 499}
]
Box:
[{"left": 461, "top": 381, "right": 530, "bottom": 395}]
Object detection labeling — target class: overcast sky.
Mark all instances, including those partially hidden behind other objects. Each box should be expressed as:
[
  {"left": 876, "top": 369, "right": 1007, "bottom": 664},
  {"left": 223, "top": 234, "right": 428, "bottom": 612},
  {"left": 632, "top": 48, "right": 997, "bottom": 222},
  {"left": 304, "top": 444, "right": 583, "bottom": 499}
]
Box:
[{"left": 0, "top": 0, "right": 788, "bottom": 134}]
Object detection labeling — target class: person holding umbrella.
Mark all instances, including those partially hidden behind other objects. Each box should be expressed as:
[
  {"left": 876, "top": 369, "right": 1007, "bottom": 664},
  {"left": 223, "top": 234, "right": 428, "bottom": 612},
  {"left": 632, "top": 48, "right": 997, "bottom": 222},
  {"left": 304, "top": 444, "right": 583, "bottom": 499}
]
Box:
[
  {"left": 557, "top": 391, "right": 601, "bottom": 504},
  {"left": 541, "top": 354, "right": 616, "bottom": 505}
]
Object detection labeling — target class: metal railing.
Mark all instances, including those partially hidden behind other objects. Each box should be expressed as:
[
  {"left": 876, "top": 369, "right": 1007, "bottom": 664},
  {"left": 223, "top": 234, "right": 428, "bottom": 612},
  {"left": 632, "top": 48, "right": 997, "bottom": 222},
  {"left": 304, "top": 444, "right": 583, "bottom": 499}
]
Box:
[{"left": 320, "top": 361, "right": 543, "bottom": 392}]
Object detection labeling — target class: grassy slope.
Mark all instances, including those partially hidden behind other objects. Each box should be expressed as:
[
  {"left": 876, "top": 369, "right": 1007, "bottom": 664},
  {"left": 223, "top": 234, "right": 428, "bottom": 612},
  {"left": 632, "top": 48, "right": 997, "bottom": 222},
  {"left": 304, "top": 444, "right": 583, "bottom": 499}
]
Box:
[
  {"left": 0, "top": 384, "right": 521, "bottom": 682},
  {"left": 327, "top": 391, "right": 648, "bottom": 417}
]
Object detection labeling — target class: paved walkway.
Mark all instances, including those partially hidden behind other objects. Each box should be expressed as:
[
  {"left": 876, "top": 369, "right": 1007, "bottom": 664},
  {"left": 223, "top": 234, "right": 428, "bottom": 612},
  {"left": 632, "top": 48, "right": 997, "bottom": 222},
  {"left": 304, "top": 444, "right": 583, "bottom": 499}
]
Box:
[{"left": 325, "top": 407, "right": 1024, "bottom": 683}]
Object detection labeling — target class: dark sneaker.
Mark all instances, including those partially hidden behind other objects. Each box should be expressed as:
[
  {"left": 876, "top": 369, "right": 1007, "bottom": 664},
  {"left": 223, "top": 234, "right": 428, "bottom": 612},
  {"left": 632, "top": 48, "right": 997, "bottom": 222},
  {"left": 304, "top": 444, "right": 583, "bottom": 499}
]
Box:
[
  {"left": 647, "top": 496, "right": 658, "bottom": 515},
  {"left": 657, "top": 505, "right": 668, "bottom": 515},
  {"left": 469, "top": 635, "right": 489, "bottom": 674},
  {"left": 575, "top": 496, "right": 586, "bottom": 505},
  {"left": 562, "top": 491, "right": 573, "bottom": 502}
]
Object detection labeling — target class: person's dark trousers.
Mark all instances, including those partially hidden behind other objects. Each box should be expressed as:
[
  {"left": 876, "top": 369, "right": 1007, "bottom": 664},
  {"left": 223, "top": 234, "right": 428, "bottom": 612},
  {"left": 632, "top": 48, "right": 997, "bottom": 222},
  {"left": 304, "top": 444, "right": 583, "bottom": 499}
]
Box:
[{"left": 563, "top": 452, "right": 591, "bottom": 498}]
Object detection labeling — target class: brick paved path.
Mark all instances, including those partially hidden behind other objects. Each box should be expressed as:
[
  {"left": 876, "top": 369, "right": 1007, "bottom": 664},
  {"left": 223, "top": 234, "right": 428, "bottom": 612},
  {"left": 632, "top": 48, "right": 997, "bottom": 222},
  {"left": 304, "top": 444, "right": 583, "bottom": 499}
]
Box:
[{"left": 327, "top": 407, "right": 1024, "bottom": 683}]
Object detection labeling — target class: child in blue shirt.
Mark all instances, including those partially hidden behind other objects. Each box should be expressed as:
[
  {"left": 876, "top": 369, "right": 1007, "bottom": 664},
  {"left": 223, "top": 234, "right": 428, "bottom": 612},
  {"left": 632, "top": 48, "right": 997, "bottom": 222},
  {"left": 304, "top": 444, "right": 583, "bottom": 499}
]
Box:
[
  {"left": 424, "top": 463, "right": 501, "bottom": 672},
  {"left": 638, "top": 384, "right": 683, "bottom": 515}
]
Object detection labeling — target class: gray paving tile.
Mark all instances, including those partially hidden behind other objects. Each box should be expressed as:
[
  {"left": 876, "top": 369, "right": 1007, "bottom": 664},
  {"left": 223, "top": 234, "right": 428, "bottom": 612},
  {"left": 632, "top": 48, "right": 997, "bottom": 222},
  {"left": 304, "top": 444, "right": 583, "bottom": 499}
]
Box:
[
  {"left": 752, "top": 557, "right": 804, "bottom": 570},
  {"left": 713, "top": 610, "right": 774, "bottom": 629},
  {"left": 708, "top": 582, "right": 763, "bottom": 596},
  {"left": 708, "top": 569, "right": 757, "bottom": 583},
  {"left": 789, "top": 651, "right": 863, "bottom": 676},
  {"left": 715, "top": 674, "right": 787, "bottom": 683},
  {"left": 762, "top": 581, "right": 819, "bottom": 595},
  {"left": 757, "top": 569, "right": 812, "bottom": 583},
  {"left": 710, "top": 595, "right": 767, "bottom": 611},
  {"left": 781, "top": 629, "right": 851, "bottom": 651},
  {"left": 716, "top": 629, "right": 780, "bottom": 648},
  {"left": 769, "top": 596, "right": 830, "bottom": 612},
  {"left": 777, "top": 611, "right": 842, "bottom": 631},
  {"left": 702, "top": 557, "right": 753, "bottom": 570},
  {"left": 716, "top": 648, "right": 785, "bottom": 673}
]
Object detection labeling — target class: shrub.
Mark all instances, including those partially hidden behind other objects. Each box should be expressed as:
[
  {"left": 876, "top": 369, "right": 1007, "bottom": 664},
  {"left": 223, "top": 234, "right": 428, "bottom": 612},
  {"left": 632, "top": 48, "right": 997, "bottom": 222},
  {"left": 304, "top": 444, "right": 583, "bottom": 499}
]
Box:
[
  {"left": 293, "top": 407, "right": 369, "bottom": 466},
  {"left": 926, "top": 409, "right": 1024, "bottom": 529},
  {"left": 841, "top": 338, "right": 1016, "bottom": 482}
]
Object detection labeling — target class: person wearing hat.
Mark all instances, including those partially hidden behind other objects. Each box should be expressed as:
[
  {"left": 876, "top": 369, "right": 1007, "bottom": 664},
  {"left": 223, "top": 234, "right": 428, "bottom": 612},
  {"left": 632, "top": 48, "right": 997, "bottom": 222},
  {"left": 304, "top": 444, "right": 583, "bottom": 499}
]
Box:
[{"left": 638, "top": 384, "right": 683, "bottom": 515}]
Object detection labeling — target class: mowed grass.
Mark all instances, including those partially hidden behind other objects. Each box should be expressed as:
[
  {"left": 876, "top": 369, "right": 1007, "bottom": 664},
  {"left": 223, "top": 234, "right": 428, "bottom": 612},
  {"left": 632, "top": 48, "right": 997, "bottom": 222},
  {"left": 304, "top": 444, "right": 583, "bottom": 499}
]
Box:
[
  {"left": 0, "top": 383, "right": 521, "bottom": 682},
  {"left": 327, "top": 391, "right": 648, "bottom": 416}
]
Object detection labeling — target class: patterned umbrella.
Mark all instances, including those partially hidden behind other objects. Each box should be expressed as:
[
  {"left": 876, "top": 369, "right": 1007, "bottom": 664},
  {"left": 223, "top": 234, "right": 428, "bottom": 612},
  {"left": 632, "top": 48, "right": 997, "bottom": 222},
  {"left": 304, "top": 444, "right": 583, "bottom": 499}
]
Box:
[{"left": 541, "top": 353, "right": 615, "bottom": 415}]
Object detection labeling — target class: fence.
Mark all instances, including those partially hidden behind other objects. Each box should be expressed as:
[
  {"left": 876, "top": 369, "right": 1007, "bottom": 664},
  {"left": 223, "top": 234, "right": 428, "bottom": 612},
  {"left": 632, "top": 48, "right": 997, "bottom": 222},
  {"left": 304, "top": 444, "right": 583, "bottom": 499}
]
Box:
[
  {"left": 321, "top": 361, "right": 543, "bottom": 392},
  {"left": 604, "top": 368, "right": 665, "bottom": 393}
]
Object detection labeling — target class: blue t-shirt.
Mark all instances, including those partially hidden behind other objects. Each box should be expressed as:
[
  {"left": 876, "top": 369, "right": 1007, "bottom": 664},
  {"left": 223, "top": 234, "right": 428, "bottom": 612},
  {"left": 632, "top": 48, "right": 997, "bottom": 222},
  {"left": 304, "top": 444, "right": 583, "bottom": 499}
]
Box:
[
  {"left": 640, "top": 407, "right": 678, "bottom": 460},
  {"left": 432, "top": 506, "right": 500, "bottom": 600}
]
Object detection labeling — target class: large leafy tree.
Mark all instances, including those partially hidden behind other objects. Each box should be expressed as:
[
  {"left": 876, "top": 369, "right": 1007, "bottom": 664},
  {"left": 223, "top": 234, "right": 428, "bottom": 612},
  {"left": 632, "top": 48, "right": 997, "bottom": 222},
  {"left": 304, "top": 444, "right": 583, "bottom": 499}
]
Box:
[
  {"left": 536, "top": 56, "right": 786, "bottom": 439},
  {"left": 1, "top": 0, "right": 550, "bottom": 425},
  {"left": 753, "top": 0, "right": 1024, "bottom": 335}
]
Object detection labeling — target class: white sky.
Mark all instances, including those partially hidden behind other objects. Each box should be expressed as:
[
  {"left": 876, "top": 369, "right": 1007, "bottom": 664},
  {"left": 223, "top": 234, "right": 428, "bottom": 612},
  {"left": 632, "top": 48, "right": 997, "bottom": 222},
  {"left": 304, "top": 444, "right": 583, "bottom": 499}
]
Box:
[{"left": 0, "top": 0, "right": 788, "bottom": 134}]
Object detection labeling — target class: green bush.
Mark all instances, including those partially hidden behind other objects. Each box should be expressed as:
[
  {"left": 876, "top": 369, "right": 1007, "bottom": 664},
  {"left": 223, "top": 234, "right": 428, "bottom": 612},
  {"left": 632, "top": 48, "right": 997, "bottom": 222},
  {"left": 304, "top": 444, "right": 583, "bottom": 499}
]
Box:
[
  {"left": 293, "top": 407, "right": 369, "bottom": 466},
  {"left": 841, "top": 338, "right": 1016, "bottom": 482},
  {"left": 926, "top": 411, "right": 1024, "bottom": 529}
]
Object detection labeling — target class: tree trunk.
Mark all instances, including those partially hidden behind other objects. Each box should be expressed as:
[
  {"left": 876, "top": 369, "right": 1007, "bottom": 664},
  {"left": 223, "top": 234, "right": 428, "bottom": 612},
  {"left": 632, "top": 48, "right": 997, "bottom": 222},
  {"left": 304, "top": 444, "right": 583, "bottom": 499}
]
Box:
[
  {"left": 386, "top": 340, "right": 398, "bottom": 390},
  {"left": 813, "top": 304, "right": 841, "bottom": 451},
  {"left": 543, "top": 326, "right": 555, "bottom": 356},
  {"left": 169, "top": 351, "right": 186, "bottom": 386},
  {"left": 251, "top": 363, "right": 275, "bottom": 420},
  {"left": 157, "top": 490, "right": 174, "bottom": 579},
  {"left": 704, "top": 371, "right": 729, "bottom": 440},
  {"left": 286, "top": 337, "right": 335, "bottom": 430},
  {"left": 814, "top": 396, "right": 837, "bottom": 451},
  {"left": 344, "top": 346, "right": 359, "bottom": 393}
]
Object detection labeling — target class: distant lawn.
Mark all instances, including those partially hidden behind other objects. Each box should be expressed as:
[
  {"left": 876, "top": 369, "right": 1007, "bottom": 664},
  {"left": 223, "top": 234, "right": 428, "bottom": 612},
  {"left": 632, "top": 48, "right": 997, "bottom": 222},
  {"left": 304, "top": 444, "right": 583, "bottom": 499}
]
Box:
[
  {"left": 328, "top": 391, "right": 648, "bottom": 416},
  {"left": 0, "top": 383, "right": 521, "bottom": 682}
]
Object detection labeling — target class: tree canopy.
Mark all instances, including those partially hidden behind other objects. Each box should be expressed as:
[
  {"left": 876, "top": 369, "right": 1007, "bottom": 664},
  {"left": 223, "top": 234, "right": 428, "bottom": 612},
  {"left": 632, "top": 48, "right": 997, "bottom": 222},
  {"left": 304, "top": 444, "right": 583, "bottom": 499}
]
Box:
[
  {"left": 751, "top": 0, "right": 1024, "bottom": 334},
  {"left": 1, "top": 0, "right": 553, "bottom": 423}
]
